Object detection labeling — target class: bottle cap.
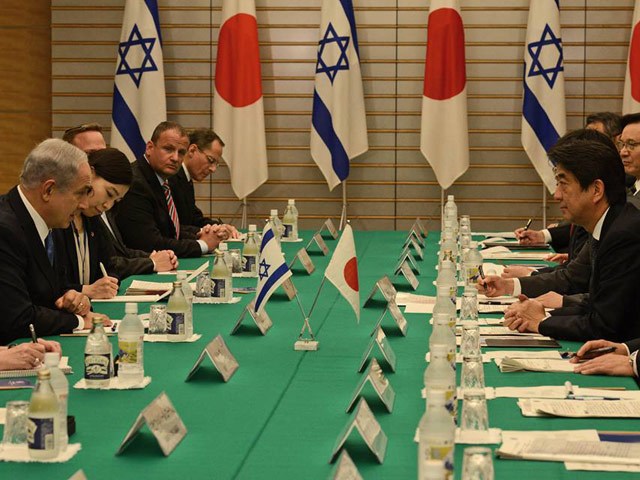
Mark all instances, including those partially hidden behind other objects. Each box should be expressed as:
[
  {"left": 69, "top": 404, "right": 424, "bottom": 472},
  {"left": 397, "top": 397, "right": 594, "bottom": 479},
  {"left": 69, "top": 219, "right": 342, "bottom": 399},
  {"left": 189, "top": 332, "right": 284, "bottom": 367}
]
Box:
[
  {"left": 125, "top": 302, "right": 138, "bottom": 314},
  {"left": 173, "top": 281, "right": 182, "bottom": 288},
  {"left": 36, "top": 368, "right": 51, "bottom": 381},
  {"left": 44, "top": 352, "right": 60, "bottom": 367},
  {"left": 176, "top": 272, "right": 187, "bottom": 280},
  {"left": 249, "top": 224, "right": 256, "bottom": 232},
  {"left": 288, "top": 199, "right": 295, "bottom": 205},
  {"left": 218, "top": 242, "right": 228, "bottom": 251},
  {"left": 92, "top": 317, "right": 104, "bottom": 326},
  {"left": 448, "top": 195, "right": 454, "bottom": 201},
  {"left": 270, "top": 209, "right": 278, "bottom": 216}
]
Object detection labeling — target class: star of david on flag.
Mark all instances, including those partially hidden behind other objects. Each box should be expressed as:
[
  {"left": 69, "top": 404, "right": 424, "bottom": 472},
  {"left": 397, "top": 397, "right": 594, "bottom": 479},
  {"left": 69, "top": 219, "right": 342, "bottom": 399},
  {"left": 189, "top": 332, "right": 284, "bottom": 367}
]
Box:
[
  {"left": 521, "top": 0, "right": 566, "bottom": 193},
  {"left": 111, "top": 0, "right": 166, "bottom": 161},
  {"left": 310, "top": 0, "right": 368, "bottom": 191},
  {"left": 254, "top": 222, "right": 292, "bottom": 314}
]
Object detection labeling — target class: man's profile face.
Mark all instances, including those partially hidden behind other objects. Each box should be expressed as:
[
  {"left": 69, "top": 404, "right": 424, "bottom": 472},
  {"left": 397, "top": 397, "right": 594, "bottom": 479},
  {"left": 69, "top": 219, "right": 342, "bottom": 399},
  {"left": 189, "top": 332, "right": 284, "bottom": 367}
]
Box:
[
  {"left": 145, "top": 129, "right": 189, "bottom": 178},
  {"left": 619, "top": 123, "right": 640, "bottom": 179},
  {"left": 553, "top": 165, "right": 595, "bottom": 227},
  {"left": 188, "top": 140, "right": 222, "bottom": 182},
  {"left": 47, "top": 162, "right": 92, "bottom": 228},
  {"left": 71, "top": 131, "right": 106, "bottom": 154}
]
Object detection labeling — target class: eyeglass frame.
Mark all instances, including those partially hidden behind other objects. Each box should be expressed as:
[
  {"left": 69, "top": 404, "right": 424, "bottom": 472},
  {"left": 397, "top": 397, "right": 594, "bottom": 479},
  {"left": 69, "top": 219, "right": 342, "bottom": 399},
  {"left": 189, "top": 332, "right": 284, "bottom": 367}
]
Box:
[
  {"left": 615, "top": 139, "right": 640, "bottom": 152},
  {"left": 197, "top": 145, "right": 220, "bottom": 167}
]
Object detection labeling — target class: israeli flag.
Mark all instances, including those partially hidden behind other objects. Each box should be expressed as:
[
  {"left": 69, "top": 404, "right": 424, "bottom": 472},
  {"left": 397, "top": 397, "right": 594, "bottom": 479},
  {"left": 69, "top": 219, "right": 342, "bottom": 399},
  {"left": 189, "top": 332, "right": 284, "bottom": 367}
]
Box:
[
  {"left": 310, "top": 0, "right": 368, "bottom": 191},
  {"left": 254, "top": 223, "right": 292, "bottom": 314},
  {"left": 110, "top": 0, "right": 166, "bottom": 161},
  {"left": 521, "top": 0, "right": 566, "bottom": 193}
]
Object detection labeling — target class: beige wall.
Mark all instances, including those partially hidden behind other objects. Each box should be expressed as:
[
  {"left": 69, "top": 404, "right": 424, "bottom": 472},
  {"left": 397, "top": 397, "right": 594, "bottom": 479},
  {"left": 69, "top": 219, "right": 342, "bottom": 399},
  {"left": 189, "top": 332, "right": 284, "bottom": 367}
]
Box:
[
  {"left": 51, "top": 1, "right": 631, "bottom": 231},
  {"left": 0, "top": 1, "right": 51, "bottom": 193}
]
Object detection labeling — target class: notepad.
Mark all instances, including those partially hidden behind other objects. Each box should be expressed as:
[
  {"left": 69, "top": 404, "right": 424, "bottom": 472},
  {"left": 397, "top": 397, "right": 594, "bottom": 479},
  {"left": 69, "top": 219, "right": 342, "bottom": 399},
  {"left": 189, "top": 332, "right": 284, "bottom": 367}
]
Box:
[{"left": 0, "top": 356, "right": 72, "bottom": 378}]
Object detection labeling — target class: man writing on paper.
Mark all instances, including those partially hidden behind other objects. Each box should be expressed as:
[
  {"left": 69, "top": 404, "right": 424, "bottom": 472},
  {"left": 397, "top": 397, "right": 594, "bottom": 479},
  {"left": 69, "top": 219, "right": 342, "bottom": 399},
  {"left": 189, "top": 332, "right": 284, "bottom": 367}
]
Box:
[
  {"left": 0, "top": 139, "right": 110, "bottom": 344},
  {"left": 480, "top": 132, "right": 640, "bottom": 341},
  {"left": 115, "top": 121, "right": 232, "bottom": 258}
]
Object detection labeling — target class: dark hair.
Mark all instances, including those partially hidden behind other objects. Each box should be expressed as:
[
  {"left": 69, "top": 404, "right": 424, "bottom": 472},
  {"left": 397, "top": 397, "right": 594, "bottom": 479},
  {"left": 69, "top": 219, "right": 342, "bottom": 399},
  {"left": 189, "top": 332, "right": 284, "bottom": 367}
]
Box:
[
  {"left": 62, "top": 123, "right": 104, "bottom": 143},
  {"left": 88, "top": 148, "right": 133, "bottom": 186},
  {"left": 188, "top": 128, "right": 225, "bottom": 150},
  {"left": 548, "top": 129, "right": 626, "bottom": 206},
  {"left": 621, "top": 112, "right": 640, "bottom": 131},
  {"left": 585, "top": 112, "right": 622, "bottom": 138},
  {"left": 150, "top": 121, "right": 188, "bottom": 143}
]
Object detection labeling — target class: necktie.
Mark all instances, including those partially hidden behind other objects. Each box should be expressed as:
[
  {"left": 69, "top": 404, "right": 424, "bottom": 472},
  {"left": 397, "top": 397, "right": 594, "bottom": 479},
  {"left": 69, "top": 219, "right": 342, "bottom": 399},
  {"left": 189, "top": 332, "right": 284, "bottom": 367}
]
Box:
[
  {"left": 45, "top": 231, "right": 55, "bottom": 266},
  {"left": 589, "top": 236, "right": 599, "bottom": 273},
  {"left": 162, "top": 180, "right": 180, "bottom": 239}
]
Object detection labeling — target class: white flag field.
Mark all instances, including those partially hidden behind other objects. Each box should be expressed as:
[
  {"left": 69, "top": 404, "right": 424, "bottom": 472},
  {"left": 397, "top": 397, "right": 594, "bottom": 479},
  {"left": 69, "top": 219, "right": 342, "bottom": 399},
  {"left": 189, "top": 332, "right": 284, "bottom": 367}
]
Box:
[
  {"left": 324, "top": 224, "right": 360, "bottom": 322},
  {"left": 254, "top": 223, "right": 292, "bottom": 314}
]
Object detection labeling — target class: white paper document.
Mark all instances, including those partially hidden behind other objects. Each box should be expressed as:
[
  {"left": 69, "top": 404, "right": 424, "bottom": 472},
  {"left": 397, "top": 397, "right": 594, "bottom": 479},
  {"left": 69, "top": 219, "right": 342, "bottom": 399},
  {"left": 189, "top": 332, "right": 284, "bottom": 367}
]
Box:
[
  {"left": 496, "top": 358, "right": 576, "bottom": 373},
  {"left": 565, "top": 461, "right": 640, "bottom": 472},
  {"left": 495, "top": 386, "right": 574, "bottom": 399},
  {"left": 472, "top": 231, "right": 518, "bottom": 239},
  {"left": 523, "top": 399, "right": 640, "bottom": 418}
]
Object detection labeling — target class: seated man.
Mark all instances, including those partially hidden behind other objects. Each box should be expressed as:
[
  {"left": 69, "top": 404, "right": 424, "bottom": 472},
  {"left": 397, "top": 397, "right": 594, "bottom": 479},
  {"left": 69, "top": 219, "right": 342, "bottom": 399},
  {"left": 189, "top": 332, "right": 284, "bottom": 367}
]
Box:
[
  {"left": 115, "top": 121, "right": 229, "bottom": 258},
  {"left": 0, "top": 139, "right": 109, "bottom": 344},
  {"left": 480, "top": 131, "right": 640, "bottom": 342},
  {"left": 571, "top": 338, "right": 640, "bottom": 378}
]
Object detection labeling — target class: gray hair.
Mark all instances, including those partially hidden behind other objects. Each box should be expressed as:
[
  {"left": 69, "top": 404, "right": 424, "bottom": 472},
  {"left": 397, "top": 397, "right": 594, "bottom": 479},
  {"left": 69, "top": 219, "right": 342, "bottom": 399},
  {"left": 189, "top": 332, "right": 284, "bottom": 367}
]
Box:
[{"left": 20, "top": 138, "right": 88, "bottom": 191}]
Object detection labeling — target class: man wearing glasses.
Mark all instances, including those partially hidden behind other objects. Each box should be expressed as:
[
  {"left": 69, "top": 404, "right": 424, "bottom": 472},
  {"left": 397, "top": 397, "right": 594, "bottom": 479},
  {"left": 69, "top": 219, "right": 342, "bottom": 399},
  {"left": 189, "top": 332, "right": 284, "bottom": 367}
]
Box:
[
  {"left": 171, "top": 128, "right": 225, "bottom": 228},
  {"left": 618, "top": 113, "right": 640, "bottom": 209}
]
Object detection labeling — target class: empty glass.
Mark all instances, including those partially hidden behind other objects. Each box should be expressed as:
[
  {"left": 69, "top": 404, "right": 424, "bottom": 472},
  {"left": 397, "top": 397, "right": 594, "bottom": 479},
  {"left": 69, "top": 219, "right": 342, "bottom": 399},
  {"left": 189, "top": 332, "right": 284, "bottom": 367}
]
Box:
[
  {"left": 460, "top": 321, "right": 481, "bottom": 357},
  {"left": 461, "top": 388, "right": 489, "bottom": 432},
  {"left": 460, "top": 288, "right": 478, "bottom": 322},
  {"left": 2, "top": 400, "right": 30, "bottom": 444},
  {"left": 149, "top": 304, "right": 168, "bottom": 334},
  {"left": 461, "top": 355, "right": 485, "bottom": 391},
  {"left": 462, "top": 447, "right": 494, "bottom": 480},
  {"left": 195, "top": 271, "right": 212, "bottom": 297}
]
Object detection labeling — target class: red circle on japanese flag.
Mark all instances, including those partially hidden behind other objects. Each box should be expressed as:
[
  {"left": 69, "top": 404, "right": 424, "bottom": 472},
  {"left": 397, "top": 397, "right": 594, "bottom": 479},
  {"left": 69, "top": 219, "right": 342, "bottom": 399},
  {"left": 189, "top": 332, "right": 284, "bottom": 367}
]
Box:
[
  {"left": 423, "top": 8, "right": 466, "bottom": 100},
  {"left": 344, "top": 257, "right": 359, "bottom": 292},
  {"left": 215, "top": 13, "right": 263, "bottom": 107},
  {"left": 630, "top": 23, "right": 640, "bottom": 102}
]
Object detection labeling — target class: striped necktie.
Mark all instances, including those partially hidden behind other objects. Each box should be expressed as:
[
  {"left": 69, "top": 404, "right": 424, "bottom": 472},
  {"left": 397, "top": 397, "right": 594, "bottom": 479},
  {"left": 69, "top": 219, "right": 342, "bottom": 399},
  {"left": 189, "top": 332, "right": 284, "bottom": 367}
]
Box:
[{"left": 162, "top": 180, "right": 180, "bottom": 239}]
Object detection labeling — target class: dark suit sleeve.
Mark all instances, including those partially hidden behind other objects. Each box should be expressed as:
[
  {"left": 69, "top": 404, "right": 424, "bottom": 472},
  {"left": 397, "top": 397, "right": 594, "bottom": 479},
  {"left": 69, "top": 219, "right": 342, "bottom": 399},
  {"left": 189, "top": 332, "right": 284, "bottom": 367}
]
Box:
[
  {"left": 0, "top": 224, "right": 77, "bottom": 344},
  {"left": 540, "top": 233, "right": 640, "bottom": 342},
  {"left": 548, "top": 223, "right": 571, "bottom": 252},
  {"left": 116, "top": 176, "right": 203, "bottom": 258},
  {"left": 520, "top": 243, "right": 591, "bottom": 297},
  {"left": 626, "top": 338, "right": 640, "bottom": 353}
]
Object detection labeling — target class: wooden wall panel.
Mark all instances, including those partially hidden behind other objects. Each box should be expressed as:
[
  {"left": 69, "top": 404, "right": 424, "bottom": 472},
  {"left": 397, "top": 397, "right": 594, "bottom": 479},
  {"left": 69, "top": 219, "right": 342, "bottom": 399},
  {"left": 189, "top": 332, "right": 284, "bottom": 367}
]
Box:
[{"left": 51, "top": 1, "right": 634, "bottom": 231}]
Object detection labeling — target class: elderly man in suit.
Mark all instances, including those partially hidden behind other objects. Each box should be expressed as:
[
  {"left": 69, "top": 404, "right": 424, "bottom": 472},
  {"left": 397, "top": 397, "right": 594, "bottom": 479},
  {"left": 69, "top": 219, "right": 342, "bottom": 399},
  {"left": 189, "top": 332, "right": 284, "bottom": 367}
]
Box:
[
  {"left": 480, "top": 131, "right": 640, "bottom": 342},
  {"left": 0, "top": 139, "right": 109, "bottom": 344}
]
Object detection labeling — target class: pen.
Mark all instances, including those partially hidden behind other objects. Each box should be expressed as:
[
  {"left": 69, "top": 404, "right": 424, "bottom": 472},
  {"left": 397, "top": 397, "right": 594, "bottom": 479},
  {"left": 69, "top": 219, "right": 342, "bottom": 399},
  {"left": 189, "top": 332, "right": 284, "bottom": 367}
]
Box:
[
  {"left": 478, "top": 264, "right": 486, "bottom": 280},
  {"left": 29, "top": 324, "right": 37, "bottom": 343},
  {"left": 99, "top": 262, "right": 108, "bottom": 278},
  {"left": 566, "top": 395, "right": 619, "bottom": 401},
  {"left": 523, "top": 218, "right": 533, "bottom": 231}
]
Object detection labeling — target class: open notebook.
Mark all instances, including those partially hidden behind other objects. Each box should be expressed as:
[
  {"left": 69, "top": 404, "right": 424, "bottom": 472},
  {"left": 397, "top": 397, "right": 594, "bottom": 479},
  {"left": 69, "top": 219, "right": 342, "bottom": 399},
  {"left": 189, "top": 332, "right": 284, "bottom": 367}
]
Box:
[{"left": 0, "top": 356, "right": 72, "bottom": 378}]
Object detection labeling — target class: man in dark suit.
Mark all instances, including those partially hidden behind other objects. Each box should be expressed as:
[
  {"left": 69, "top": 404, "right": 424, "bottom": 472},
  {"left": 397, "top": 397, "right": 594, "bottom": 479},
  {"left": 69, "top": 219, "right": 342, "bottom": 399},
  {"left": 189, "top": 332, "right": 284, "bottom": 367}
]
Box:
[
  {"left": 617, "top": 113, "right": 640, "bottom": 209},
  {"left": 572, "top": 338, "right": 640, "bottom": 379},
  {"left": 63, "top": 123, "right": 178, "bottom": 276},
  {"left": 115, "top": 121, "right": 227, "bottom": 258},
  {"left": 482, "top": 131, "right": 640, "bottom": 342},
  {"left": 0, "top": 139, "right": 106, "bottom": 344},
  {"left": 171, "top": 128, "right": 224, "bottom": 228}
]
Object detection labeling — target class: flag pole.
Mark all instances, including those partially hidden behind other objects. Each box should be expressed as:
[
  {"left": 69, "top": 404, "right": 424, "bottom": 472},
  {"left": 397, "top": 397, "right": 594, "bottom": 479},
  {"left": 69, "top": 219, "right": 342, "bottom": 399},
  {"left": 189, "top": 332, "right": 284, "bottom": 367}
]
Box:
[
  {"left": 542, "top": 185, "right": 547, "bottom": 227},
  {"left": 440, "top": 188, "right": 445, "bottom": 230},
  {"left": 307, "top": 277, "right": 327, "bottom": 320},
  {"left": 241, "top": 197, "right": 247, "bottom": 230},
  {"left": 339, "top": 180, "right": 348, "bottom": 230}
]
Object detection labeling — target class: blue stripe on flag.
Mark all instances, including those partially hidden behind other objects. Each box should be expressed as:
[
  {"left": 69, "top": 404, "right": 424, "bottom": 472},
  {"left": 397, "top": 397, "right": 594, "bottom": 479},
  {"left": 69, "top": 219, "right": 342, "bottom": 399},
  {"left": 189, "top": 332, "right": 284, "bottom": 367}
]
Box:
[
  {"left": 144, "top": 0, "right": 163, "bottom": 46},
  {"left": 311, "top": 90, "right": 350, "bottom": 181},
  {"left": 112, "top": 85, "right": 146, "bottom": 158},
  {"left": 255, "top": 263, "right": 289, "bottom": 312},
  {"left": 339, "top": 0, "right": 360, "bottom": 58},
  {"left": 260, "top": 228, "right": 274, "bottom": 251},
  {"left": 522, "top": 75, "right": 560, "bottom": 154}
]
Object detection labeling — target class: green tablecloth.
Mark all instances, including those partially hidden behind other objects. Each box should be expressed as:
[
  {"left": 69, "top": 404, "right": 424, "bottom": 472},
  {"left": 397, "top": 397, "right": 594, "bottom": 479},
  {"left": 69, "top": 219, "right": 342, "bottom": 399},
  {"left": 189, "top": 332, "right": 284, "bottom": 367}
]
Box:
[{"left": 1, "top": 231, "right": 638, "bottom": 479}]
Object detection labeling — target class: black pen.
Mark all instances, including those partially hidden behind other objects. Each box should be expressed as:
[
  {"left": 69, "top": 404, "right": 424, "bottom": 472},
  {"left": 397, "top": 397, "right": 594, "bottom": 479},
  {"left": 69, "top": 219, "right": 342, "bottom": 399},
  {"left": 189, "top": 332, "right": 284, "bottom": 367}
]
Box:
[
  {"left": 29, "top": 324, "right": 37, "bottom": 343},
  {"left": 478, "top": 264, "right": 486, "bottom": 280},
  {"left": 523, "top": 218, "right": 533, "bottom": 231}
]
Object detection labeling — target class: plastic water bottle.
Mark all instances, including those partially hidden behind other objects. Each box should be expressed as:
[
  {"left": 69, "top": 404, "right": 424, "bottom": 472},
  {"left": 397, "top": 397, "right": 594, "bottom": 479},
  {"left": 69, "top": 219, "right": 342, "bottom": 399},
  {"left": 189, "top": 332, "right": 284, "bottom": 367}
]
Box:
[
  {"left": 444, "top": 195, "right": 458, "bottom": 232},
  {"left": 176, "top": 272, "right": 194, "bottom": 336},
  {"left": 211, "top": 249, "right": 232, "bottom": 303},
  {"left": 464, "top": 241, "right": 483, "bottom": 286},
  {"left": 424, "top": 343, "right": 457, "bottom": 420},
  {"left": 242, "top": 226, "right": 259, "bottom": 277},
  {"left": 43, "top": 353, "right": 68, "bottom": 452},
  {"left": 418, "top": 389, "right": 455, "bottom": 480},
  {"left": 282, "top": 199, "right": 299, "bottom": 241},
  {"left": 433, "top": 287, "right": 456, "bottom": 331},
  {"left": 440, "top": 224, "right": 458, "bottom": 263},
  {"left": 436, "top": 259, "right": 458, "bottom": 308},
  {"left": 84, "top": 317, "right": 112, "bottom": 388},
  {"left": 117, "top": 302, "right": 144, "bottom": 385},
  {"left": 28, "top": 369, "right": 59, "bottom": 459},
  {"left": 429, "top": 312, "right": 457, "bottom": 367},
  {"left": 270, "top": 209, "right": 284, "bottom": 242},
  {"left": 166, "top": 281, "right": 188, "bottom": 342}
]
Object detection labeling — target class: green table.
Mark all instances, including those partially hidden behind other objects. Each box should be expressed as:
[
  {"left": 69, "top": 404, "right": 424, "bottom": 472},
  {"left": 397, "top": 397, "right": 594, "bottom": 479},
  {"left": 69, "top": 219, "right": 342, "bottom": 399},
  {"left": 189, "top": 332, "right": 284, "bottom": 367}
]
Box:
[{"left": 0, "top": 231, "right": 638, "bottom": 479}]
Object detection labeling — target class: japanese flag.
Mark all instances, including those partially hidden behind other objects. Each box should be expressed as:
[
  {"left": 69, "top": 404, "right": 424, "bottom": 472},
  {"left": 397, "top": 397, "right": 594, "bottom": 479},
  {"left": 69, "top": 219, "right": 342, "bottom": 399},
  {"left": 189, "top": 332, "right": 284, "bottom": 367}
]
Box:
[{"left": 324, "top": 224, "right": 359, "bottom": 322}]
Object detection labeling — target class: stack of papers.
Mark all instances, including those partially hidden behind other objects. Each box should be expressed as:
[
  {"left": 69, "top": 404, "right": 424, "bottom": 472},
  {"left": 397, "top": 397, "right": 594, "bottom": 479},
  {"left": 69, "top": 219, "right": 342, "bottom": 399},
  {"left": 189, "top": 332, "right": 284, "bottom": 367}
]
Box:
[
  {"left": 497, "top": 357, "right": 575, "bottom": 373},
  {"left": 518, "top": 399, "right": 640, "bottom": 418}
]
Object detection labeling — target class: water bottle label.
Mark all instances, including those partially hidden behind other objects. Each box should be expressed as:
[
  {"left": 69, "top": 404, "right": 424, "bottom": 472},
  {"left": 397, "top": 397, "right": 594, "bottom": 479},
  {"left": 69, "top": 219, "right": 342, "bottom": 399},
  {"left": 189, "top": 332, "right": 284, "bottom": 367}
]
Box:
[
  {"left": 85, "top": 353, "right": 111, "bottom": 380},
  {"left": 168, "top": 312, "right": 185, "bottom": 335},
  {"left": 467, "top": 266, "right": 480, "bottom": 284},
  {"left": 118, "top": 339, "right": 142, "bottom": 364},
  {"left": 242, "top": 255, "right": 256, "bottom": 273},
  {"left": 283, "top": 223, "right": 293, "bottom": 238},
  {"left": 27, "top": 417, "right": 55, "bottom": 451},
  {"left": 211, "top": 278, "right": 226, "bottom": 298},
  {"left": 429, "top": 444, "right": 454, "bottom": 479},
  {"left": 445, "top": 388, "right": 458, "bottom": 421}
]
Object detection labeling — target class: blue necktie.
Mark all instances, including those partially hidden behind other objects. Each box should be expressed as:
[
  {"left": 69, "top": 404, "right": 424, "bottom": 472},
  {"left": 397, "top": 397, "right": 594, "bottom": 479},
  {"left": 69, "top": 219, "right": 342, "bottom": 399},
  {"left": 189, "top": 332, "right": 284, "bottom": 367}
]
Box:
[{"left": 45, "top": 231, "right": 55, "bottom": 266}]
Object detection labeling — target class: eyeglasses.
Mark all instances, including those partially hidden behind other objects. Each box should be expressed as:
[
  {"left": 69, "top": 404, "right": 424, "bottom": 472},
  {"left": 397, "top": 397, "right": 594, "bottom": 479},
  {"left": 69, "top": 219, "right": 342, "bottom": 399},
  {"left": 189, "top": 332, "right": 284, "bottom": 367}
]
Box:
[
  {"left": 615, "top": 139, "right": 640, "bottom": 152},
  {"left": 197, "top": 146, "right": 219, "bottom": 167}
]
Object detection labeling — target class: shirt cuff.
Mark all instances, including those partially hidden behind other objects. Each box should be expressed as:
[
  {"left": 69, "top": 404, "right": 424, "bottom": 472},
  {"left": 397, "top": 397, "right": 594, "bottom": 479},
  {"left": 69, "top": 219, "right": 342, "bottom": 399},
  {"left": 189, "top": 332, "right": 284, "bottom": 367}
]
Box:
[
  {"left": 623, "top": 343, "right": 631, "bottom": 356},
  {"left": 198, "top": 239, "right": 209, "bottom": 254},
  {"left": 630, "top": 351, "right": 638, "bottom": 378},
  {"left": 150, "top": 257, "right": 157, "bottom": 271},
  {"left": 74, "top": 315, "right": 84, "bottom": 331},
  {"left": 542, "top": 229, "right": 552, "bottom": 243},
  {"left": 512, "top": 278, "right": 521, "bottom": 297}
]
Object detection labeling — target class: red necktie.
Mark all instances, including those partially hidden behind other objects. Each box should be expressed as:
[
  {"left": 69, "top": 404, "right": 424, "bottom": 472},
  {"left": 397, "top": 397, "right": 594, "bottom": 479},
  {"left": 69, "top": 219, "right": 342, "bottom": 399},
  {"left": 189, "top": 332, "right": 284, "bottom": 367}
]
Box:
[{"left": 162, "top": 180, "right": 180, "bottom": 239}]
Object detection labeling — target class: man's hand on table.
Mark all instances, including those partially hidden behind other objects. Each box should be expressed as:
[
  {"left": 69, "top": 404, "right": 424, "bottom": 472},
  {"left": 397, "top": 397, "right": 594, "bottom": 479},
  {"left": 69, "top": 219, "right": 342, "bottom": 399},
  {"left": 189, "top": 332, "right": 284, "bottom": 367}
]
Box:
[{"left": 503, "top": 294, "right": 546, "bottom": 333}]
